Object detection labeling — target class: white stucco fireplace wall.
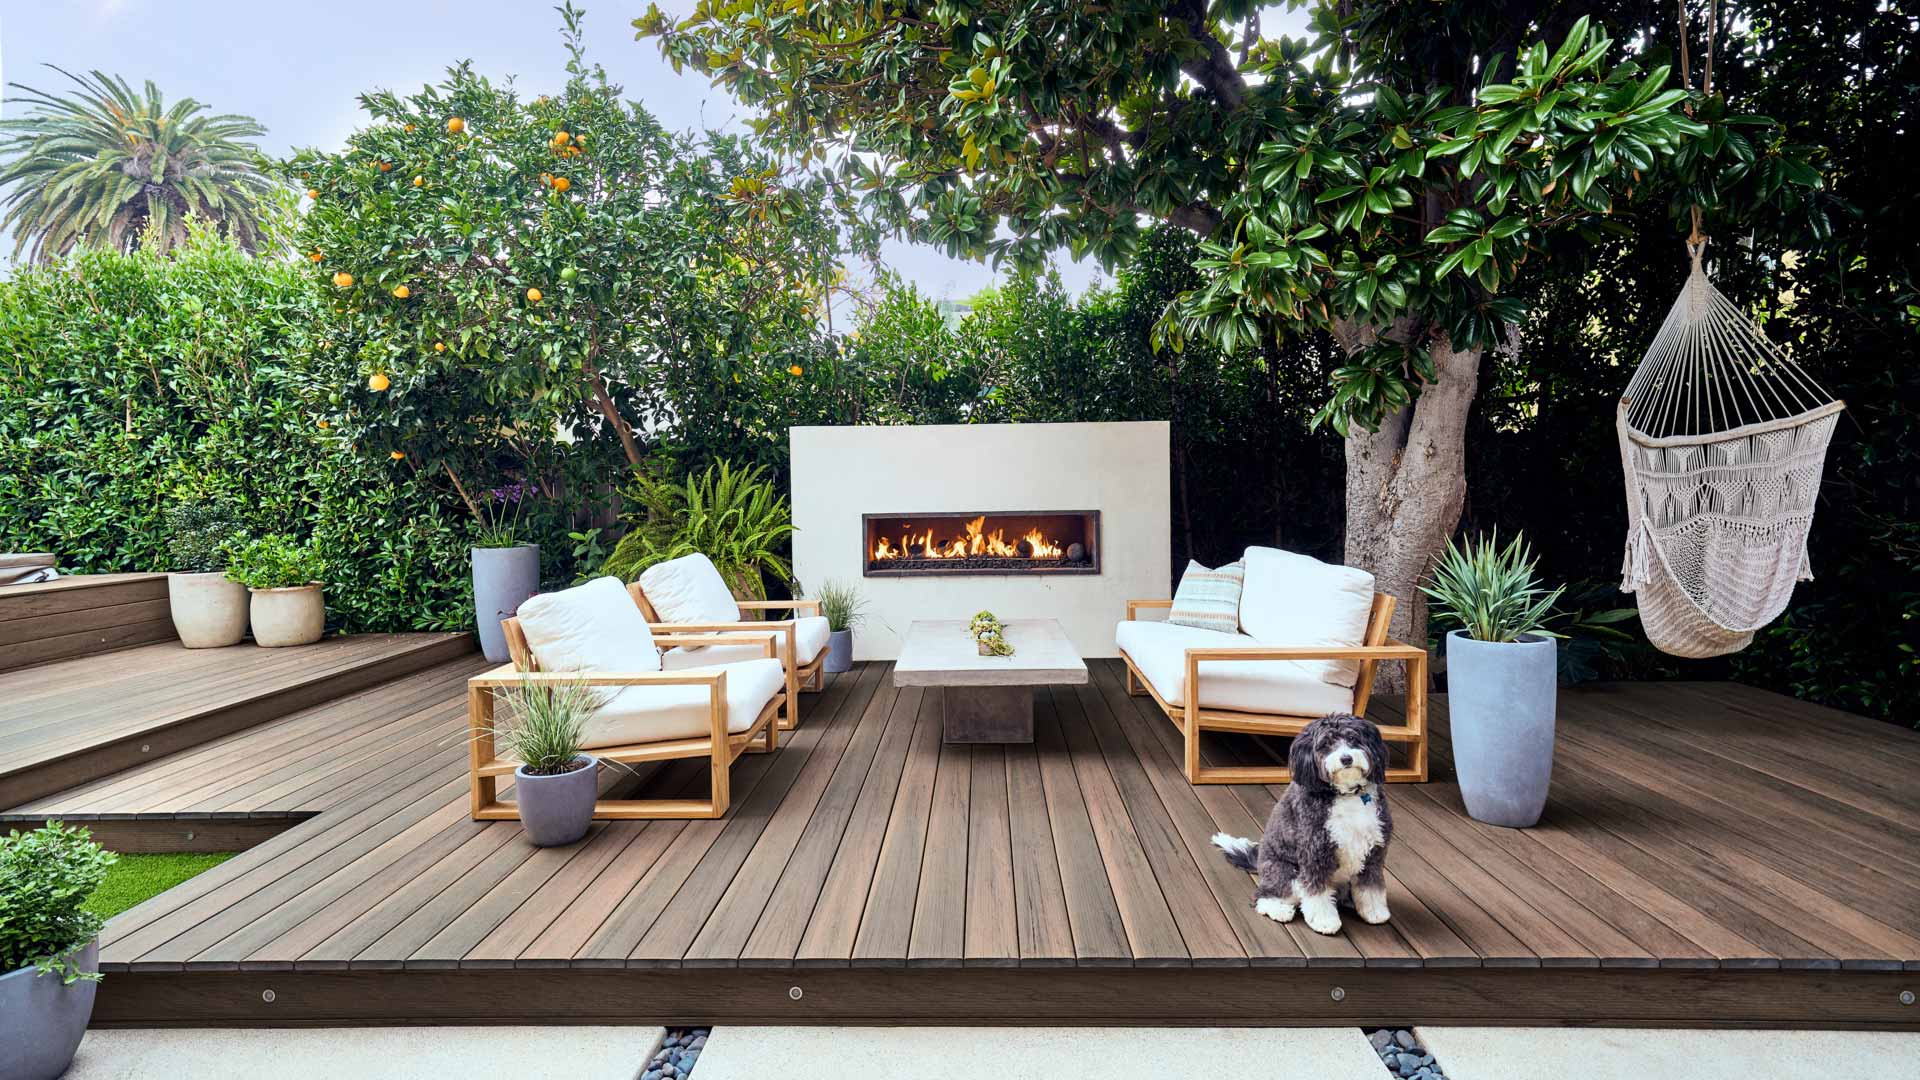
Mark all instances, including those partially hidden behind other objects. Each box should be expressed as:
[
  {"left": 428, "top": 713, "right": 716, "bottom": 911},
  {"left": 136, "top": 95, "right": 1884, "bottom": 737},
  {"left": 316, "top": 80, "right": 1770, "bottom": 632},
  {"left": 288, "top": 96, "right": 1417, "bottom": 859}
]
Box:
[{"left": 790, "top": 421, "right": 1171, "bottom": 660}]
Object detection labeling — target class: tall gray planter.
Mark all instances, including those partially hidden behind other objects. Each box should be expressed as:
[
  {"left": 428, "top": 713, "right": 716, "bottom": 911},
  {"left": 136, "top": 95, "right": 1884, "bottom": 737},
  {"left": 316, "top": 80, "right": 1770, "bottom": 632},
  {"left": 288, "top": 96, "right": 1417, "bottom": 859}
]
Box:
[
  {"left": 515, "top": 755, "right": 598, "bottom": 846},
  {"left": 473, "top": 544, "right": 540, "bottom": 663},
  {"left": 1446, "top": 630, "right": 1557, "bottom": 828},
  {"left": 823, "top": 629, "right": 854, "bottom": 674},
  {"left": 0, "top": 940, "right": 98, "bottom": 1080}
]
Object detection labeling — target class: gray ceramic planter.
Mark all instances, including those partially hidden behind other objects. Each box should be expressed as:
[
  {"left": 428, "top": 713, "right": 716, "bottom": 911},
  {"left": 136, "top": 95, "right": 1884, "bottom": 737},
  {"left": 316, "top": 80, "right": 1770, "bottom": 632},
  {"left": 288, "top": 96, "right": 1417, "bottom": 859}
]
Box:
[
  {"left": 473, "top": 544, "right": 540, "bottom": 663},
  {"left": 514, "top": 755, "right": 597, "bottom": 846},
  {"left": 824, "top": 629, "right": 854, "bottom": 674},
  {"left": 0, "top": 940, "right": 97, "bottom": 1080},
  {"left": 1446, "top": 630, "right": 1557, "bottom": 828}
]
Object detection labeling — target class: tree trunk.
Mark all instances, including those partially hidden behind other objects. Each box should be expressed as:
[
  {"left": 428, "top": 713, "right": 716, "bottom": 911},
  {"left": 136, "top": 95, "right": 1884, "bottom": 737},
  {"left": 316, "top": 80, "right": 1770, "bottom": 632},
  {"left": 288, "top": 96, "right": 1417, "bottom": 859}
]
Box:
[
  {"left": 1340, "top": 330, "right": 1482, "bottom": 691},
  {"left": 580, "top": 355, "right": 643, "bottom": 468}
]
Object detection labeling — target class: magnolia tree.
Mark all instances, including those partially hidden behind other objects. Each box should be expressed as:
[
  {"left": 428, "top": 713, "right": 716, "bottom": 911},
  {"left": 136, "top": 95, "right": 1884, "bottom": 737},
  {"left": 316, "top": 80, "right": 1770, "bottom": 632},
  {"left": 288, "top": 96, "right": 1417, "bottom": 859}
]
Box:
[
  {"left": 288, "top": 4, "right": 845, "bottom": 518},
  {"left": 639, "top": 1, "right": 1817, "bottom": 649}
]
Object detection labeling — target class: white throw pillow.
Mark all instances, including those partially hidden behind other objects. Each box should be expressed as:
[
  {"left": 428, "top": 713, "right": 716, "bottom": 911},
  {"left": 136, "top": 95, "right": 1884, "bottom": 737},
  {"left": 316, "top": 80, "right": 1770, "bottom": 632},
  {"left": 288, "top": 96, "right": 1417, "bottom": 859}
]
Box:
[
  {"left": 514, "top": 575, "right": 660, "bottom": 673},
  {"left": 1237, "top": 546, "right": 1375, "bottom": 688},
  {"left": 1166, "top": 559, "right": 1245, "bottom": 634},
  {"left": 637, "top": 553, "right": 741, "bottom": 625}
]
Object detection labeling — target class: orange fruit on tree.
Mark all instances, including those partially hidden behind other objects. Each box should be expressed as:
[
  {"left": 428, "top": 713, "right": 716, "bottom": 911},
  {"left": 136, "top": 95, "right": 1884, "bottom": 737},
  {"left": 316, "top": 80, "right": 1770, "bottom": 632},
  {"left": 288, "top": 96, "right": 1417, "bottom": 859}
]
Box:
[
  {"left": 404, "top": 123, "right": 416, "bottom": 132},
  {"left": 526, "top": 287, "right": 543, "bottom": 303},
  {"left": 392, "top": 285, "right": 411, "bottom": 299},
  {"left": 446, "top": 117, "right": 465, "bottom": 134},
  {"left": 368, "top": 372, "right": 391, "bottom": 392},
  {"left": 316, "top": 418, "right": 330, "bottom": 430},
  {"left": 306, "top": 188, "right": 319, "bottom": 200},
  {"left": 540, "top": 172, "right": 552, "bottom": 186},
  {"left": 433, "top": 341, "right": 447, "bottom": 353},
  {"left": 390, "top": 450, "right": 405, "bottom": 460},
  {"left": 551, "top": 176, "right": 571, "bottom": 193},
  {"left": 378, "top": 161, "right": 392, "bottom": 172},
  {"left": 553, "top": 130, "right": 571, "bottom": 146},
  {"left": 308, "top": 251, "right": 323, "bottom": 263},
  {"left": 412, "top": 175, "right": 425, "bottom": 187},
  {"left": 789, "top": 364, "right": 805, "bottom": 377},
  {"left": 332, "top": 271, "right": 354, "bottom": 288}
]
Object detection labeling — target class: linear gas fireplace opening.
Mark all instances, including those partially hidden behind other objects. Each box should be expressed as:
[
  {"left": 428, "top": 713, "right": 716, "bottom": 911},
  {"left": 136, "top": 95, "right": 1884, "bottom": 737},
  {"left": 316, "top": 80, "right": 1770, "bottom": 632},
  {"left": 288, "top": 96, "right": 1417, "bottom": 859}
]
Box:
[{"left": 864, "top": 511, "right": 1100, "bottom": 577}]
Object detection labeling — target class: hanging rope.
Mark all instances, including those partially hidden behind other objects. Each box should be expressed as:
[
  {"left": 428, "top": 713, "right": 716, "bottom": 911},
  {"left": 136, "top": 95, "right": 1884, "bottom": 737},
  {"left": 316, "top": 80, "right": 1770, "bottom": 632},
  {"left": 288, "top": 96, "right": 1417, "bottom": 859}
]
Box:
[{"left": 1614, "top": 0, "right": 1846, "bottom": 658}]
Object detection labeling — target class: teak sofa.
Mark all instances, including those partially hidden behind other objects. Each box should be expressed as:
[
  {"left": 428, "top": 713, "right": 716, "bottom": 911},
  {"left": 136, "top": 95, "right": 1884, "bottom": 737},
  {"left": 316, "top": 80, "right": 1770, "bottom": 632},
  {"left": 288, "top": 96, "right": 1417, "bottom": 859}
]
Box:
[
  {"left": 1117, "top": 547, "right": 1429, "bottom": 785},
  {"left": 468, "top": 576, "right": 790, "bottom": 821}
]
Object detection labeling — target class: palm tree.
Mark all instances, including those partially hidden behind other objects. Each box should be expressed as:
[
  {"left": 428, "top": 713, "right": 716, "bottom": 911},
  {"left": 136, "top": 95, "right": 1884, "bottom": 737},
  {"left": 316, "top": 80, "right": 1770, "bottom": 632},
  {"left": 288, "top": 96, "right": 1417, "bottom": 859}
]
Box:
[{"left": 0, "top": 67, "right": 282, "bottom": 263}]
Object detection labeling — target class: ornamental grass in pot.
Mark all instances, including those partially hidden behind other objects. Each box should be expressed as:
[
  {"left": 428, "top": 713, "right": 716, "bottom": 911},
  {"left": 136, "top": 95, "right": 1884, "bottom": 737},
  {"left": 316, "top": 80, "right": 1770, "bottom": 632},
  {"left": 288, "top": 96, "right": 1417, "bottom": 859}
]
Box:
[
  {"left": 472, "top": 484, "right": 540, "bottom": 664},
  {"left": 1422, "top": 532, "right": 1565, "bottom": 828},
  {"left": 226, "top": 535, "right": 327, "bottom": 647},
  {"left": 485, "top": 677, "right": 603, "bottom": 846},
  {"left": 817, "top": 579, "right": 864, "bottom": 674},
  {"left": 1, "top": 823, "right": 116, "bottom": 1080},
  {"left": 163, "top": 503, "right": 249, "bottom": 648}
]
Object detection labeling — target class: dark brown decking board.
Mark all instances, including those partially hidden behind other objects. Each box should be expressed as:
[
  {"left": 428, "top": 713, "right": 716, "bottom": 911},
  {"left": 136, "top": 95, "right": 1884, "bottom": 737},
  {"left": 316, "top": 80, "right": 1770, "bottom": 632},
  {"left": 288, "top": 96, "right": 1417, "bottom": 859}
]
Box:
[
  {"left": 0, "top": 630, "right": 480, "bottom": 814},
  {"left": 38, "top": 658, "right": 1913, "bottom": 1028},
  {"left": 0, "top": 572, "right": 175, "bottom": 673}
]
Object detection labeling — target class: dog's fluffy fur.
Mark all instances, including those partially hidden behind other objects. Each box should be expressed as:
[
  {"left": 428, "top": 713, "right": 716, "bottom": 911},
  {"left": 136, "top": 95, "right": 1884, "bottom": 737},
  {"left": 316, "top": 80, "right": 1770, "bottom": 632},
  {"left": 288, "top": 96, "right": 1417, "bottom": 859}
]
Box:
[{"left": 1211, "top": 713, "right": 1393, "bottom": 935}]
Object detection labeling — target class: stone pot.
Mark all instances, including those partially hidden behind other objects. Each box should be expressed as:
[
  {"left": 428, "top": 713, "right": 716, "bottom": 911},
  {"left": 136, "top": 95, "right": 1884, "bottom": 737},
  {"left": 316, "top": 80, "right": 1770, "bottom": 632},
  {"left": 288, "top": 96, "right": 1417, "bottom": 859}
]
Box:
[
  {"left": 1446, "top": 630, "right": 1557, "bottom": 828},
  {"left": 514, "top": 755, "right": 598, "bottom": 846},
  {"left": 166, "top": 571, "right": 248, "bottom": 648},
  {"left": 249, "top": 584, "right": 326, "bottom": 648},
  {"left": 0, "top": 939, "right": 98, "bottom": 1080},
  {"left": 824, "top": 629, "right": 854, "bottom": 674},
  {"left": 472, "top": 544, "right": 541, "bottom": 663}
]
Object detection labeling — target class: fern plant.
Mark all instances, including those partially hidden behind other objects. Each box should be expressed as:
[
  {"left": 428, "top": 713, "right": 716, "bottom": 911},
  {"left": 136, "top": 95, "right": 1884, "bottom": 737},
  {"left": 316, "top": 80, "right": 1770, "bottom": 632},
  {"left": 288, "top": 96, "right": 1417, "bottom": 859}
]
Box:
[
  {"left": 1421, "top": 532, "right": 1565, "bottom": 643},
  {"left": 601, "top": 459, "right": 795, "bottom": 599}
]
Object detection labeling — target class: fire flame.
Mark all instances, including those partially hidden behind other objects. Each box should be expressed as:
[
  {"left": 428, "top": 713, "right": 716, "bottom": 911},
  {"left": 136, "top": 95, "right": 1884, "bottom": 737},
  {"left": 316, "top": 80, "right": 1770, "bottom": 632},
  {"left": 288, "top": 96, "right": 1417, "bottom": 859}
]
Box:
[{"left": 870, "top": 515, "right": 1068, "bottom": 561}]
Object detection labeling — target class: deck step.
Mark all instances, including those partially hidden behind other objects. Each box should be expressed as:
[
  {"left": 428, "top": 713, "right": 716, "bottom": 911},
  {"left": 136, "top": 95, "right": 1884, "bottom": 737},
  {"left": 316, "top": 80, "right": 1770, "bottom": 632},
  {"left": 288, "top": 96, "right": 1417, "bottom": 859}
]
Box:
[
  {"left": 0, "top": 632, "right": 476, "bottom": 810},
  {"left": 0, "top": 573, "right": 176, "bottom": 673}
]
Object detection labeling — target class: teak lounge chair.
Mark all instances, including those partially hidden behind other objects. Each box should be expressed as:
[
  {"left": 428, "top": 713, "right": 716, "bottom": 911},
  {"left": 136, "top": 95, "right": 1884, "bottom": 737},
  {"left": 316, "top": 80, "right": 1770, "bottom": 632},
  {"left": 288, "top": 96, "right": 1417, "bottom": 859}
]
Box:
[
  {"left": 468, "top": 576, "right": 789, "bottom": 821},
  {"left": 1116, "top": 546, "right": 1429, "bottom": 785},
  {"left": 628, "top": 552, "right": 829, "bottom": 731}
]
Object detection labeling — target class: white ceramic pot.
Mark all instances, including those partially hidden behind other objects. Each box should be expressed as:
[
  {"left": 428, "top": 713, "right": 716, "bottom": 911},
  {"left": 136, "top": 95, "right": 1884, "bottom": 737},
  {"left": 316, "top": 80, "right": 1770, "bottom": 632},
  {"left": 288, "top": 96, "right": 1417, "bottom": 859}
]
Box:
[
  {"left": 166, "top": 571, "right": 248, "bottom": 648},
  {"left": 249, "top": 584, "right": 326, "bottom": 647}
]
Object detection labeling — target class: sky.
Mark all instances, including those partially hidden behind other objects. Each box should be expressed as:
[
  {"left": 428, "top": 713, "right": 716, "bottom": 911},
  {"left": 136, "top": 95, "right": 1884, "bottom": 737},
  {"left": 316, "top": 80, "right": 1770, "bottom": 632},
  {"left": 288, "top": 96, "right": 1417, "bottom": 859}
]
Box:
[{"left": 0, "top": 0, "right": 1130, "bottom": 301}]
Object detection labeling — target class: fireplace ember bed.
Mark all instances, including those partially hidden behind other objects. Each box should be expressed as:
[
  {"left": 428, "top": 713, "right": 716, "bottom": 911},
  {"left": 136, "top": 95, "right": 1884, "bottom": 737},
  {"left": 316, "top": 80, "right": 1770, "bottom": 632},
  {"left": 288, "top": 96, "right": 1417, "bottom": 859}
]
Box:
[{"left": 863, "top": 511, "right": 1100, "bottom": 577}]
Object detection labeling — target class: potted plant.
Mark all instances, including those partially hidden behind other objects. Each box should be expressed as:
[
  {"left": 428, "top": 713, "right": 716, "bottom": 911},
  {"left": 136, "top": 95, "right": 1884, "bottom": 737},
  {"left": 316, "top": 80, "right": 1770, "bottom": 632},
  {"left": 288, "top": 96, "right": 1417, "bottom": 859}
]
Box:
[
  {"left": 486, "top": 677, "right": 603, "bottom": 846},
  {"left": 1422, "top": 532, "right": 1565, "bottom": 828},
  {"left": 1, "top": 822, "right": 116, "bottom": 1080},
  {"left": 473, "top": 484, "right": 540, "bottom": 663},
  {"left": 601, "top": 460, "right": 796, "bottom": 601},
  {"left": 226, "top": 535, "right": 327, "bottom": 648},
  {"left": 162, "top": 503, "right": 250, "bottom": 648},
  {"left": 816, "top": 579, "right": 864, "bottom": 673}
]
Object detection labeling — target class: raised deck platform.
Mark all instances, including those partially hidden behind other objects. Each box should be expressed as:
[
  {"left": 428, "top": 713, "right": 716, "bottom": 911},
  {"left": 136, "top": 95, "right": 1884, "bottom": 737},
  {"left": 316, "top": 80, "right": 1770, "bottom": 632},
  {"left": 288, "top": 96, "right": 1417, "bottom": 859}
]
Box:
[
  {"left": 25, "top": 659, "right": 1911, "bottom": 1029},
  {"left": 0, "top": 572, "right": 174, "bottom": 673}
]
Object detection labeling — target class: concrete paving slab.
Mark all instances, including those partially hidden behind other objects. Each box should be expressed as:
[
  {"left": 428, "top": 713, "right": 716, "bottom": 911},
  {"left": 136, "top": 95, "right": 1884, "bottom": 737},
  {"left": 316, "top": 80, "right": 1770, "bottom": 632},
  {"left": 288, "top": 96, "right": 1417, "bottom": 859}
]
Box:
[
  {"left": 63, "top": 1025, "right": 664, "bottom": 1080},
  {"left": 1416, "top": 1026, "right": 1920, "bottom": 1080},
  {"left": 693, "top": 1025, "right": 1386, "bottom": 1080}
]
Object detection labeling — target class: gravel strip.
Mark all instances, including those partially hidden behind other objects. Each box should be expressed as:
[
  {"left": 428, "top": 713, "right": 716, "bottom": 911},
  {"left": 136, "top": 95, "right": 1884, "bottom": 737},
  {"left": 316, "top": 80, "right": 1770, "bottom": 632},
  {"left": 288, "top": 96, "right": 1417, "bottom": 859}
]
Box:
[
  {"left": 1367, "top": 1027, "right": 1447, "bottom": 1080},
  {"left": 641, "top": 1027, "right": 710, "bottom": 1079}
]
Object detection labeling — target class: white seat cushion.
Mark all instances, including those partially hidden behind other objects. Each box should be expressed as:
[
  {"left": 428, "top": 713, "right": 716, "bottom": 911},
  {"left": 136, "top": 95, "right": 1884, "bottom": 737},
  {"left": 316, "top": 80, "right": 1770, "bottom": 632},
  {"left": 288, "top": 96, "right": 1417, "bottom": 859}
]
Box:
[
  {"left": 659, "top": 614, "right": 831, "bottom": 671},
  {"left": 515, "top": 576, "right": 660, "bottom": 674},
  {"left": 1116, "top": 619, "right": 1355, "bottom": 717},
  {"left": 581, "top": 656, "right": 785, "bottom": 748},
  {"left": 1238, "top": 546, "right": 1375, "bottom": 688},
  {"left": 638, "top": 553, "right": 741, "bottom": 625}
]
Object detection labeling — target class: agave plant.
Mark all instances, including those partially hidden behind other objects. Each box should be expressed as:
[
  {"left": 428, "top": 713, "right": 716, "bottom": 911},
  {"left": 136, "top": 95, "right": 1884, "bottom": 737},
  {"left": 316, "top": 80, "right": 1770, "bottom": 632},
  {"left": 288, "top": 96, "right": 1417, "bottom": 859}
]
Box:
[
  {"left": 602, "top": 459, "right": 795, "bottom": 599},
  {"left": 1421, "top": 532, "right": 1566, "bottom": 644},
  {"left": 0, "top": 67, "right": 283, "bottom": 263}
]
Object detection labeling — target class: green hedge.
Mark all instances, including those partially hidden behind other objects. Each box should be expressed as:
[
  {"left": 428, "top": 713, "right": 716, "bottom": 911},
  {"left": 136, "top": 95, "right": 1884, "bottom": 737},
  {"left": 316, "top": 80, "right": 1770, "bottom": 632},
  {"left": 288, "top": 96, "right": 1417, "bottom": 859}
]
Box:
[{"left": 0, "top": 235, "right": 473, "bottom": 633}]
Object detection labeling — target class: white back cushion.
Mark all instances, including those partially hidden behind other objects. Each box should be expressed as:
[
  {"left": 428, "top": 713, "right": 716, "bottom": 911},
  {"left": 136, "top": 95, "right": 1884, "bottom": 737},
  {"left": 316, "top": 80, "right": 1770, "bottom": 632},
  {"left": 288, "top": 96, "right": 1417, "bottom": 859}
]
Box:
[
  {"left": 515, "top": 576, "right": 660, "bottom": 673},
  {"left": 637, "top": 553, "right": 740, "bottom": 625},
  {"left": 1238, "top": 546, "right": 1375, "bottom": 688}
]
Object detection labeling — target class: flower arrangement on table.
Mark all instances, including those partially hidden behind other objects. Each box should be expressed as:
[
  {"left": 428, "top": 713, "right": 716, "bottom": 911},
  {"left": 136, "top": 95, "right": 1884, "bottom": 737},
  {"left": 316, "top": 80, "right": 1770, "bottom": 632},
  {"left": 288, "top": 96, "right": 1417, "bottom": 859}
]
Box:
[{"left": 970, "top": 610, "right": 1014, "bottom": 656}]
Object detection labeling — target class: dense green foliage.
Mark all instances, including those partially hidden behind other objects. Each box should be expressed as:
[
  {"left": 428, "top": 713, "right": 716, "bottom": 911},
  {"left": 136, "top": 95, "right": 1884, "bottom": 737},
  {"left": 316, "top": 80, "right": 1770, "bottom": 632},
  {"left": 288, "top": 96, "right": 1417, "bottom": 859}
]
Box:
[
  {"left": 601, "top": 460, "right": 794, "bottom": 598},
  {"left": 83, "top": 852, "right": 236, "bottom": 921},
  {"left": 0, "top": 67, "right": 284, "bottom": 263},
  {"left": 0, "top": 823, "right": 114, "bottom": 982},
  {"left": 225, "top": 534, "right": 326, "bottom": 590},
  {"left": 0, "top": 234, "right": 475, "bottom": 632},
  {"left": 164, "top": 502, "right": 245, "bottom": 575}
]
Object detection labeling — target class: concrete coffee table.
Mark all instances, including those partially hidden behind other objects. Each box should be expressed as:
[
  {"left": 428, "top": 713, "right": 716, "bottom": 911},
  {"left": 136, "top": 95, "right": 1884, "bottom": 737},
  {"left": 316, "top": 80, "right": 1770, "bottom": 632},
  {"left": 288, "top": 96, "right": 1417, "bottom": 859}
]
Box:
[{"left": 893, "top": 619, "right": 1089, "bottom": 743}]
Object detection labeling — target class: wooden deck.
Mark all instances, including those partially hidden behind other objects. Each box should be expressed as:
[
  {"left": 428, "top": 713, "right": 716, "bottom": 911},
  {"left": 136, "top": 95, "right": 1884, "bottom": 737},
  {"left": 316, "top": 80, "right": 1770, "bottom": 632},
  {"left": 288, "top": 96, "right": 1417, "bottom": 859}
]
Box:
[
  {"left": 8, "top": 654, "right": 1916, "bottom": 1028},
  {"left": 0, "top": 573, "right": 175, "bottom": 673}
]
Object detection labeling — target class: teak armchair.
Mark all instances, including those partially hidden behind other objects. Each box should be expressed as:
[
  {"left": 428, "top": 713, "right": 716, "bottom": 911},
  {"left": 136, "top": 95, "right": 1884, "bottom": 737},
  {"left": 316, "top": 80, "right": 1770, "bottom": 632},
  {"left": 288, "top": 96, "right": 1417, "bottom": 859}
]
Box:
[
  {"left": 1119, "top": 593, "right": 1429, "bottom": 785},
  {"left": 626, "top": 581, "right": 826, "bottom": 731},
  {"left": 467, "top": 625, "right": 784, "bottom": 822}
]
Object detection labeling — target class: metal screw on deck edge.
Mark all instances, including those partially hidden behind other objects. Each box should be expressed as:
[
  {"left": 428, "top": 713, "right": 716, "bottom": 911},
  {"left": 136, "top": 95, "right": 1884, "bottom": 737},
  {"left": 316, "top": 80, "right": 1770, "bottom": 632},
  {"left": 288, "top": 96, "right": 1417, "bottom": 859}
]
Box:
[
  {"left": 788, "top": 986, "right": 803, "bottom": 1000},
  {"left": 1330, "top": 987, "right": 1346, "bottom": 1002},
  {"left": 261, "top": 989, "right": 276, "bottom": 1003},
  {"left": 1901, "top": 990, "right": 1915, "bottom": 1006}
]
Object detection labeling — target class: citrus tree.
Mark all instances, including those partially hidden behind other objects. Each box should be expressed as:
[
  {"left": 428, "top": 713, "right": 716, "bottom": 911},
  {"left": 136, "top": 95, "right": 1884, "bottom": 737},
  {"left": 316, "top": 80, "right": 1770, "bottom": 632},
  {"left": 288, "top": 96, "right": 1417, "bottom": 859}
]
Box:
[
  {"left": 638, "top": 1, "right": 1819, "bottom": 647},
  {"left": 287, "top": 3, "right": 846, "bottom": 517}
]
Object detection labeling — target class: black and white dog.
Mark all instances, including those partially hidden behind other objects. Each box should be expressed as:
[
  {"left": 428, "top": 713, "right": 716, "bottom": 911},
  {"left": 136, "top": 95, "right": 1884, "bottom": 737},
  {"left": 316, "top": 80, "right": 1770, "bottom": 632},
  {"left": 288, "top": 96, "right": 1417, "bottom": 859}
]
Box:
[{"left": 1211, "top": 713, "right": 1393, "bottom": 935}]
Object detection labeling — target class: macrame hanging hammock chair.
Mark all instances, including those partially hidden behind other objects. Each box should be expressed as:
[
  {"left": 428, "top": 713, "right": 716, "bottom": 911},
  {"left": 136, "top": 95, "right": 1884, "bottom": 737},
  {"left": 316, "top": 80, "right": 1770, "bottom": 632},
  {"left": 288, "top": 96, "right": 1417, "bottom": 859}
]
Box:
[{"left": 1616, "top": 238, "right": 1846, "bottom": 658}]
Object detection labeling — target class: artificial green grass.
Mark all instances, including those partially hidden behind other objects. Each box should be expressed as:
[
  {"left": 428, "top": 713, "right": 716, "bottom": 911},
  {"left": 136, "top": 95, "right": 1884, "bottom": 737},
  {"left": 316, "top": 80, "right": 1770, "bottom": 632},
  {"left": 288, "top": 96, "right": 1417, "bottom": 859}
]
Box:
[{"left": 83, "top": 852, "right": 238, "bottom": 920}]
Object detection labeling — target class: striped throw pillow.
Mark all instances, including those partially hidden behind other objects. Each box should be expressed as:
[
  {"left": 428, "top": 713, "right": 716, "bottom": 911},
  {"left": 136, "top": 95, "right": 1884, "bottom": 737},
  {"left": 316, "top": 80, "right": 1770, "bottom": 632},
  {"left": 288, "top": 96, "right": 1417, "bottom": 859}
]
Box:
[{"left": 1166, "top": 559, "right": 1245, "bottom": 634}]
